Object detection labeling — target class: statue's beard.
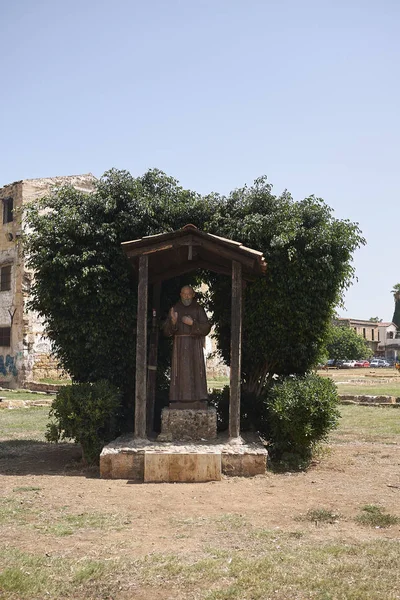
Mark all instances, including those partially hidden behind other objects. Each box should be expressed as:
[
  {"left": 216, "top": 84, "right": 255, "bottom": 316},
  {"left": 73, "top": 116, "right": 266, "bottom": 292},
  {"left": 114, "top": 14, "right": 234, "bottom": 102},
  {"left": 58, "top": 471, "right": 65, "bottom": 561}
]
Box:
[{"left": 181, "top": 298, "right": 193, "bottom": 306}]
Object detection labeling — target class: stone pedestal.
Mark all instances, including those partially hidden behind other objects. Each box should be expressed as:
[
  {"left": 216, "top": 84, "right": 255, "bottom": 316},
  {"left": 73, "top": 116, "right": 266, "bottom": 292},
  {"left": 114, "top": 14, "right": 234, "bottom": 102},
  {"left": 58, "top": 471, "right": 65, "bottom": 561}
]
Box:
[
  {"left": 158, "top": 407, "right": 217, "bottom": 442},
  {"left": 100, "top": 434, "right": 267, "bottom": 482},
  {"left": 144, "top": 452, "right": 221, "bottom": 483}
]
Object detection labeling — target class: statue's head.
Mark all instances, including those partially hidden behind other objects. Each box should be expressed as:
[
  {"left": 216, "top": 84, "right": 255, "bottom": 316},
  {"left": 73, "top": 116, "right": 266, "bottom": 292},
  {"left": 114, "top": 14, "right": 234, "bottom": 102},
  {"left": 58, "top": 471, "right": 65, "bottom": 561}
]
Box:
[{"left": 180, "top": 285, "right": 195, "bottom": 306}]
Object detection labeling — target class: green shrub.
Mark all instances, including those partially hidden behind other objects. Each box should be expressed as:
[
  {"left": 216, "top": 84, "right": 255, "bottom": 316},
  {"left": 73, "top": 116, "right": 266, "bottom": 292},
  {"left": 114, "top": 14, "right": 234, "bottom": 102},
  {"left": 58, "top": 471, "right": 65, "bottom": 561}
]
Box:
[
  {"left": 46, "top": 380, "right": 122, "bottom": 464},
  {"left": 210, "top": 373, "right": 339, "bottom": 470},
  {"left": 264, "top": 373, "right": 340, "bottom": 468},
  {"left": 209, "top": 386, "right": 267, "bottom": 433}
]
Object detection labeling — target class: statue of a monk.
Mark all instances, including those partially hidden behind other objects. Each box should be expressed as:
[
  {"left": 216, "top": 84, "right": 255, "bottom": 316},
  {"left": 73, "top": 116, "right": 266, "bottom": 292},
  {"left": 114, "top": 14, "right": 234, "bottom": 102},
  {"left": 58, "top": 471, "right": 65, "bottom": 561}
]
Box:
[{"left": 163, "top": 285, "right": 211, "bottom": 409}]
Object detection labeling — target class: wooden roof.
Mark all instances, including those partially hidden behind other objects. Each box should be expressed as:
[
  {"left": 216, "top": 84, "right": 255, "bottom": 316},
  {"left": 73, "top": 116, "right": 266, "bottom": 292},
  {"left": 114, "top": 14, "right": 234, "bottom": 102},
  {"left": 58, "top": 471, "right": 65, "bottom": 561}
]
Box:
[{"left": 121, "top": 224, "right": 267, "bottom": 283}]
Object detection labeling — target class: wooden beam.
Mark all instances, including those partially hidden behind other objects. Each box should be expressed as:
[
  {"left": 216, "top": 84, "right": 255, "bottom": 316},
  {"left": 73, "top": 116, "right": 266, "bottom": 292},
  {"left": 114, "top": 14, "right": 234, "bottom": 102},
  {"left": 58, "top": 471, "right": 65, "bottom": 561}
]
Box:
[
  {"left": 149, "top": 259, "right": 233, "bottom": 283},
  {"left": 124, "top": 235, "right": 193, "bottom": 257},
  {"left": 229, "top": 260, "right": 242, "bottom": 440},
  {"left": 193, "top": 239, "right": 255, "bottom": 270},
  {"left": 146, "top": 282, "right": 161, "bottom": 435},
  {"left": 125, "top": 235, "right": 255, "bottom": 270},
  {"left": 134, "top": 254, "right": 148, "bottom": 439}
]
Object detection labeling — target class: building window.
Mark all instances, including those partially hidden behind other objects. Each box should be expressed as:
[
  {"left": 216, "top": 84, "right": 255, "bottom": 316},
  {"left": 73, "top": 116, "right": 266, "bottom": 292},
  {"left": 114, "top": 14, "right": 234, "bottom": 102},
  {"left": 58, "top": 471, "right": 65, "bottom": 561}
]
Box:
[
  {"left": 354, "top": 327, "right": 357, "bottom": 333},
  {"left": 0, "top": 327, "right": 11, "bottom": 346},
  {"left": 372, "top": 329, "right": 374, "bottom": 341},
  {"left": 363, "top": 328, "right": 366, "bottom": 338},
  {"left": 2, "top": 197, "right": 13, "bottom": 224},
  {"left": 0, "top": 265, "right": 11, "bottom": 291}
]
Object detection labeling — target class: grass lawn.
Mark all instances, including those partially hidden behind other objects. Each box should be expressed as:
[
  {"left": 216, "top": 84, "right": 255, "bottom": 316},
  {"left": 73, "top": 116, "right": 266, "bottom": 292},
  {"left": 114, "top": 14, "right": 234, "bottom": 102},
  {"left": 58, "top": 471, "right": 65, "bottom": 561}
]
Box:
[
  {"left": 0, "top": 389, "right": 56, "bottom": 402},
  {"left": 0, "top": 405, "right": 50, "bottom": 441},
  {"left": 210, "top": 370, "right": 400, "bottom": 396},
  {"left": 1, "top": 402, "right": 400, "bottom": 599},
  {"left": 337, "top": 384, "right": 400, "bottom": 396}
]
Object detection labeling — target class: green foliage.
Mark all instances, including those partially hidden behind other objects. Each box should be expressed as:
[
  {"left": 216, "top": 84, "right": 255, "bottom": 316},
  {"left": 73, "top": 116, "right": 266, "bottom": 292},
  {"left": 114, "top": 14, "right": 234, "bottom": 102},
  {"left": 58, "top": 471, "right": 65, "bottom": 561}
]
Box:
[
  {"left": 209, "top": 386, "right": 267, "bottom": 433},
  {"left": 302, "top": 508, "right": 340, "bottom": 524},
  {"left": 205, "top": 177, "right": 365, "bottom": 394},
  {"left": 355, "top": 505, "right": 399, "bottom": 528},
  {"left": 391, "top": 283, "right": 400, "bottom": 329},
  {"left": 210, "top": 374, "right": 340, "bottom": 469},
  {"left": 46, "top": 380, "right": 122, "bottom": 464},
  {"left": 24, "top": 169, "right": 211, "bottom": 403},
  {"left": 324, "top": 324, "right": 373, "bottom": 360},
  {"left": 25, "top": 168, "right": 364, "bottom": 444},
  {"left": 263, "top": 374, "right": 340, "bottom": 468}
]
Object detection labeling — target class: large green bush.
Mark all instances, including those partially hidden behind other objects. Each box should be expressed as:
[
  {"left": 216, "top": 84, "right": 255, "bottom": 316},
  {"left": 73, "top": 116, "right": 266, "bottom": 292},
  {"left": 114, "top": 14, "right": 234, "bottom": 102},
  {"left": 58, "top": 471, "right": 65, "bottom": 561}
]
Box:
[
  {"left": 205, "top": 178, "right": 365, "bottom": 394},
  {"left": 264, "top": 373, "right": 340, "bottom": 468},
  {"left": 46, "top": 380, "right": 122, "bottom": 464},
  {"left": 25, "top": 169, "right": 361, "bottom": 450},
  {"left": 210, "top": 373, "right": 340, "bottom": 469}
]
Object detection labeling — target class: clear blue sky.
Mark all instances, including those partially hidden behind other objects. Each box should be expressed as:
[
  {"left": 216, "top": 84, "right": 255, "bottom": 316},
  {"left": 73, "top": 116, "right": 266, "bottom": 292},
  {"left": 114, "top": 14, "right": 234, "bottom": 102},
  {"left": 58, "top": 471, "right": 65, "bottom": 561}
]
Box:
[{"left": 1, "top": 0, "right": 399, "bottom": 321}]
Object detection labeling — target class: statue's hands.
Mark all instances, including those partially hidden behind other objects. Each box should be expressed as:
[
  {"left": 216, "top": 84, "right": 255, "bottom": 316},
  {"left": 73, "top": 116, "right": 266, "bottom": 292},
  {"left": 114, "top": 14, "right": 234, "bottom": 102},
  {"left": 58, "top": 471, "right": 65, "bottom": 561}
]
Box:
[
  {"left": 170, "top": 308, "right": 178, "bottom": 325},
  {"left": 182, "top": 316, "right": 193, "bottom": 326}
]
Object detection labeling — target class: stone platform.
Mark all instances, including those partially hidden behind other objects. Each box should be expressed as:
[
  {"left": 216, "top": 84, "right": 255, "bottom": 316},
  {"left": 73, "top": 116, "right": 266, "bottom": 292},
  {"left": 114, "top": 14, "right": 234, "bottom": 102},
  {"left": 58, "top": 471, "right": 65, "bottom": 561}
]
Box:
[{"left": 100, "top": 434, "right": 268, "bottom": 482}]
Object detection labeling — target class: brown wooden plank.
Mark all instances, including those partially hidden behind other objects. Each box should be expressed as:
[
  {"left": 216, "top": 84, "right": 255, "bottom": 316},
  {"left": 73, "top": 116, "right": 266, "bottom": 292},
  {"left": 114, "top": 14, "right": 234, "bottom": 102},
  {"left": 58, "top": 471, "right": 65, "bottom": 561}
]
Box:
[
  {"left": 124, "top": 235, "right": 192, "bottom": 257},
  {"left": 187, "top": 239, "right": 255, "bottom": 269},
  {"left": 146, "top": 282, "right": 161, "bottom": 435},
  {"left": 149, "top": 259, "right": 233, "bottom": 283},
  {"left": 134, "top": 254, "right": 148, "bottom": 439},
  {"left": 125, "top": 234, "right": 255, "bottom": 270},
  {"left": 229, "top": 260, "right": 242, "bottom": 439}
]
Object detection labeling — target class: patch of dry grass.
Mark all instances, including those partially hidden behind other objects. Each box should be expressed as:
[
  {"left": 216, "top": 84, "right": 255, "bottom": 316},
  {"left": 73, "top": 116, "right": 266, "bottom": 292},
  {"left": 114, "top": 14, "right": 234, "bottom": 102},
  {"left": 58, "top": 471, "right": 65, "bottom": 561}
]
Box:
[
  {"left": 2, "top": 536, "right": 400, "bottom": 599},
  {"left": 331, "top": 405, "right": 400, "bottom": 443}
]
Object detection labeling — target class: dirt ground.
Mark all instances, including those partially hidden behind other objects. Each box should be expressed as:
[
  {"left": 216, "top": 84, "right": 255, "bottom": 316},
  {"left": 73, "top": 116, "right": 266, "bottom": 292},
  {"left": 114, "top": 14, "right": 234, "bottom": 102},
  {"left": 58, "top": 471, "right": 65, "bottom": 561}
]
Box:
[{"left": 1, "top": 431, "right": 400, "bottom": 563}]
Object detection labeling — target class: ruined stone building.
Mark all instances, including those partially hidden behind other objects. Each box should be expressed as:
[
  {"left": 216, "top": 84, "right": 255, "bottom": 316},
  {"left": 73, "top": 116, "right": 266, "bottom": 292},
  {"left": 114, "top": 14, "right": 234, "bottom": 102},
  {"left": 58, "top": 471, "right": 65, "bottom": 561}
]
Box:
[{"left": 0, "top": 174, "right": 95, "bottom": 387}]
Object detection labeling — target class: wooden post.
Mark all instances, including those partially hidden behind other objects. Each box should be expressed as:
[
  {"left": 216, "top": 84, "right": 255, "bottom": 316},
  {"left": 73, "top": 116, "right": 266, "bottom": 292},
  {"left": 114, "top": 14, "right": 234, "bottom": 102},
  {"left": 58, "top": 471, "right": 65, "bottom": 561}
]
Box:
[
  {"left": 146, "top": 282, "right": 161, "bottom": 435},
  {"left": 134, "top": 254, "right": 148, "bottom": 439},
  {"left": 229, "top": 260, "right": 242, "bottom": 440}
]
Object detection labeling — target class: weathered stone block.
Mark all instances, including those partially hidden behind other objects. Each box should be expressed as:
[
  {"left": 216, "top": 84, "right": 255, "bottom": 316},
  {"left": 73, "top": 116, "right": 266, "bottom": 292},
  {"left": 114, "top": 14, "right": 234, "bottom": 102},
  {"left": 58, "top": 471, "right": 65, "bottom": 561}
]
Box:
[
  {"left": 144, "top": 452, "right": 221, "bottom": 482},
  {"left": 100, "top": 452, "right": 144, "bottom": 480},
  {"left": 99, "top": 454, "right": 112, "bottom": 478},
  {"left": 222, "top": 453, "right": 267, "bottom": 477},
  {"left": 159, "top": 407, "right": 217, "bottom": 441}
]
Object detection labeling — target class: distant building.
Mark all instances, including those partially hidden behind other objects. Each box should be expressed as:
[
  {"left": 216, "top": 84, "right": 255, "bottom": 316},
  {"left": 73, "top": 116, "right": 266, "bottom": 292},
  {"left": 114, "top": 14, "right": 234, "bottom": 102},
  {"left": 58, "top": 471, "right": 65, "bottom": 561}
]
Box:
[
  {"left": 0, "top": 174, "right": 95, "bottom": 387},
  {"left": 334, "top": 318, "right": 400, "bottom": 360}
]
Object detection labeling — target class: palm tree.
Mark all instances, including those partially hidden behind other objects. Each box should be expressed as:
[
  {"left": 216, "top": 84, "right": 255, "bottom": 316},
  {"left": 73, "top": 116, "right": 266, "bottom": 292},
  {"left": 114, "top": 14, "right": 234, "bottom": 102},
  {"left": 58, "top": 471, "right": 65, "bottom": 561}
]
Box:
[{"left": 391, "top": 284, "right": 400, "bottom": 328}]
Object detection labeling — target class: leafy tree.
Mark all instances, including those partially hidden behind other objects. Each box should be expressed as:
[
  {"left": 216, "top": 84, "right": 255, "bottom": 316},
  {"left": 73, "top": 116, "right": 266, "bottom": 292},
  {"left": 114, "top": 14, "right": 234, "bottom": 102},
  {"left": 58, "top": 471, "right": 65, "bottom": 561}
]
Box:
[
  {"left": 369, "top": 317, "right": 382, "bottom": 323},
  {"left": 391, "top": 284, "right": 400, "bottom": 329},
  {"left": 324, "top": 325, "right": 373, "bottom": 360},
  {"left": 24, "top": 169, "right": 213, "bottom": 426},
  {"left": 24, "top": 169, "right": 365, "bottom": 444},
  {"left": 205, "top": 177, "right": 365, "bottom": 395}
]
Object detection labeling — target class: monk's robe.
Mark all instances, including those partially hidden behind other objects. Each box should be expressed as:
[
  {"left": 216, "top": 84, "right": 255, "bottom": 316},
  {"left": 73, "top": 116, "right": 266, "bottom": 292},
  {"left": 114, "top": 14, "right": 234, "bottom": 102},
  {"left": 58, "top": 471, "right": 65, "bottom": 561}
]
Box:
[{"left": 163, "top": 299, "right": 211, "bottom": 404}]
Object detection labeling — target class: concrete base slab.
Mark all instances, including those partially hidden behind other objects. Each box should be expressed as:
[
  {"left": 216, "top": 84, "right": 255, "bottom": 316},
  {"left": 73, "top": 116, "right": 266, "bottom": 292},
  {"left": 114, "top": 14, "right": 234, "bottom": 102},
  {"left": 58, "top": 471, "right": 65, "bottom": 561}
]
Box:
[
  {"left": 144, "top": 452, "right": 221, "bottom": 482},
  {"left": 100, "top": 433, "right": 267, "bottom": 482}
]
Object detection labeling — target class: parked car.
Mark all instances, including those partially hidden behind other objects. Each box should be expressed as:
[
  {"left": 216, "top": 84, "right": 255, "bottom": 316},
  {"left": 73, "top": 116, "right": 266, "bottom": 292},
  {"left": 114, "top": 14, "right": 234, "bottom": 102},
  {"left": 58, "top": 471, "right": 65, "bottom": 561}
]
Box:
[
  {"left": 354, "top": 360, "right": 370, "bottom": 368},
  {"left": 370, "top": 359, "right": 390, "bottom": 368},
  {"left": 342, "top": 360, "right": 356, "bottom": 368}
]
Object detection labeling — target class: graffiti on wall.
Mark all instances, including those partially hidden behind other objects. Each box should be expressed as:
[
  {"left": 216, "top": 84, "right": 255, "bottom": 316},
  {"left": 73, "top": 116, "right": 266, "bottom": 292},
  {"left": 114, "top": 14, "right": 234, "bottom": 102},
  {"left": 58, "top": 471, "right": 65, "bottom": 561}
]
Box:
[{"left": 0, "top": 355, "right": 18, "bottom": 377}]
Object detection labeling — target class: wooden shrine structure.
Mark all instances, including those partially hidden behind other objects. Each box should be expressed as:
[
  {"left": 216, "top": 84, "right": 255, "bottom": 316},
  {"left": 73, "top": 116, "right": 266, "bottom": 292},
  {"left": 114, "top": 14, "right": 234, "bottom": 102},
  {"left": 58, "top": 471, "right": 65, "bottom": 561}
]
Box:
[{"left": 121, "top": 224, "right": 267, "bottom": 441}]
